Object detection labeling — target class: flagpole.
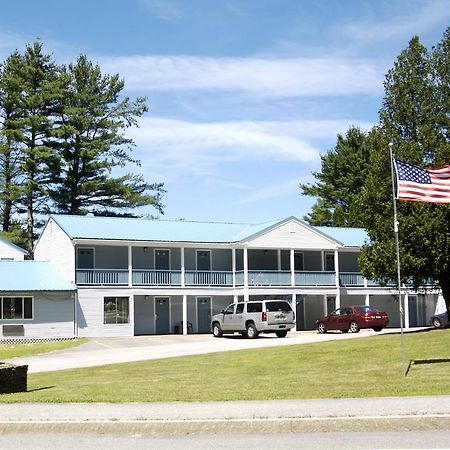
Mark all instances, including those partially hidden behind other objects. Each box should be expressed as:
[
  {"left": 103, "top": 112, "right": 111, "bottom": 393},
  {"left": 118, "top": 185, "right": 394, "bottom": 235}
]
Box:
[{"left": 389, "top": 143, "right": 406, "bottom": 376}]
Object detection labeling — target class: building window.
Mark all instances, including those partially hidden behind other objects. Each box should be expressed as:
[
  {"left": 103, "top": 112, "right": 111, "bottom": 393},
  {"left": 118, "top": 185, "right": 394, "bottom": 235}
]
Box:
[
  {"left": 104, "top": 297, "right": 129, "bottom": 324},
  {"left": 0, "top": 297, "right": 33, "bottom": 320}
]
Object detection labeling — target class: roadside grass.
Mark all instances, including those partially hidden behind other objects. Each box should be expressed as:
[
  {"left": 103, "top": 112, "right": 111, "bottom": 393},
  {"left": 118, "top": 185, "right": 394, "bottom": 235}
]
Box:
[
  {"left": 1, "top": 330, "right": 449, "bottom": 403},
  {"left": 0, "top": 339, "right": 87, "bottom": 359}
]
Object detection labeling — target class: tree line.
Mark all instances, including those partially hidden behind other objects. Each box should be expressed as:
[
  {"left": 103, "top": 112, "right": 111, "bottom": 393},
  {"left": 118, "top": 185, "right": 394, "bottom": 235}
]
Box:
[
  {"left": 301, "top": 28, "right": 450, "bottom": 313},
  {"left": 0, "top": 42, "right": 164, "bottom": 256}
]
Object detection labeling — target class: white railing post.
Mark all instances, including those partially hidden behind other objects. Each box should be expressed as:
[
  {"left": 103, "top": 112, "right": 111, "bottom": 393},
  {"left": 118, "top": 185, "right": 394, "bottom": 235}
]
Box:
[
  {"left": 232, "top": 248, "right": 236, "bottom": 288},
  {"left": 182, "top": 294, "right": 187, "bottom": 335},
  {"left": 244, "top": 247, "right": 249, "bottom": 301},
  {"left": 181, "top": 247, "right": 185, "bottom": 288},
  {"left": 128, "top": 245, "right": 133, "bottom": 287},
  {"left": 334, "top": 249, "right": 340, "bottom": 309}
]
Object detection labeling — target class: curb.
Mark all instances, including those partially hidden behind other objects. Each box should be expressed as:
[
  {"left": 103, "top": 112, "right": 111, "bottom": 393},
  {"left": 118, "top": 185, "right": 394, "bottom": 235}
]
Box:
[{"left": 1, "top": 415, "right": 449, "bottom": 434}]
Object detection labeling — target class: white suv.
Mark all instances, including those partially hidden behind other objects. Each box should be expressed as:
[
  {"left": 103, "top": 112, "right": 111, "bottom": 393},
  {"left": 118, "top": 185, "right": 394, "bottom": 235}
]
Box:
[{"left": 211, "top": 300, "right": 295, "bottom": 339}]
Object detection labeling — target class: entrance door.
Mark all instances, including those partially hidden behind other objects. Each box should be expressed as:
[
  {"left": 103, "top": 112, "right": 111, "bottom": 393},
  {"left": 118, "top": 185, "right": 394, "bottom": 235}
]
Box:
[
  {"left": 197, "top": 297, "right": 211, "bottom": 333},
  {"left": 295, "top": 294, "right": 305, "bottom": 330},
  {"left": 197, "top": 250, "right": 211, "bottom": 271},
  {"left": 155, "top": 249, "right": 170, "bottom": 270},
  {"left": 155, "top": 297, "right": 170, "bottom": 334},
  {"left": 408, "top": 296, "right": 418, "bottom": 327},
  {"left": 77, "top": 248, "right": 94, "bottom": 269},
  {"left": 324, "top": 252, "right": 335, "bottom": 271}
]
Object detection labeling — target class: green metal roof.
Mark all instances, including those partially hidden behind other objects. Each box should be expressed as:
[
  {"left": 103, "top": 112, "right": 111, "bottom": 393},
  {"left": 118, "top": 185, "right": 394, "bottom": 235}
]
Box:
[
  {"left": 0, "top": 261, "right": 76, "bottom": 292},
  {"left": 48, "top": 214, "right": 368, "bottom": 247}
]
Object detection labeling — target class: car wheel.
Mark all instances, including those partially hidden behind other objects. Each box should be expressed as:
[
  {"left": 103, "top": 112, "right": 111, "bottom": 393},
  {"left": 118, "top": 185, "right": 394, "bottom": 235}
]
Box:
[
  {"left": 276, "top": 331, "right": 287, "bottom": 338},
  {"left": 317, "top": 322, "right": 327, "bottom": 334},
  {"left": 246, "top": 323, "right": 259, "bottom": 339},
  {"left": 212, "top": 323, "right": 223, "bottom": 337},
  {"left": 349, "top": 321, "right": 360, "bottom": 333},
  {"left": 432, "top": 317, "right": 443, "bottom": 328},
  {"left": 373, "top": 327, "right": 383, "bottom": 332}
]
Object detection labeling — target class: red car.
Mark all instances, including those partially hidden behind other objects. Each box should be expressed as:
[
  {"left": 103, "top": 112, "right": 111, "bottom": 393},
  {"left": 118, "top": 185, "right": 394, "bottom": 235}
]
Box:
[{"left": 316, "top": 305, "right": 389, "bottom": 333}]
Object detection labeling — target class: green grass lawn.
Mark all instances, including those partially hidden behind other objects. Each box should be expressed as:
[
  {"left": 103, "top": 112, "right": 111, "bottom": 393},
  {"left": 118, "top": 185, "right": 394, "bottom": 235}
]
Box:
[
  {"left": 1, "top": 330, "right": 449, "bottom": 403},
  {"left": 0, "top": 338, "right": 87, "bottom": 359}
]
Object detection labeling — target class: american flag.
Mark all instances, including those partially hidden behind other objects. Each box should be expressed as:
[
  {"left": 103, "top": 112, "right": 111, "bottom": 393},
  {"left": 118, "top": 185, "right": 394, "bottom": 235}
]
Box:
[{"left": 394, "top": 159, "right": 450, "bottom": 203}]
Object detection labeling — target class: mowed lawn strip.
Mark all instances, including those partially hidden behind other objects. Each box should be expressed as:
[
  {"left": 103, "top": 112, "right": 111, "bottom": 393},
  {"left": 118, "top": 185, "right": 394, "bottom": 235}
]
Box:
[
  {"left": 0, "top": 338, "right": 87, "bottom": 359},
  {"left": 1, "top": 330, "right": 449, "bottom": 403}
]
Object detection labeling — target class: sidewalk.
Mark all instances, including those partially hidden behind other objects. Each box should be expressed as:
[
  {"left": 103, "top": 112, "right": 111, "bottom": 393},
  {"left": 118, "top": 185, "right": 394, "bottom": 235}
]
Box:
[{"left": 1, "top": 397, "right": 450, "bottom": 434}]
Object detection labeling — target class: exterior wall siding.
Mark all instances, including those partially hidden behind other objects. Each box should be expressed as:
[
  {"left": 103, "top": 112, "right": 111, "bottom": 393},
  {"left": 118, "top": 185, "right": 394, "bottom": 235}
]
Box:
[
  {"left": 0, "top": 292, "right": 74, "bottom": 339},
  {"left": 0, "top": 241, "right": 25, "bottom": 260},
  {"left": 246, "top": 221, "right": 338, "bottom": 250},
  {"left": 76, "top": 289, "right": 134, "bottom": 337},
  {"left": 34, "top": 219, "right": 75, "bottom": 283}
]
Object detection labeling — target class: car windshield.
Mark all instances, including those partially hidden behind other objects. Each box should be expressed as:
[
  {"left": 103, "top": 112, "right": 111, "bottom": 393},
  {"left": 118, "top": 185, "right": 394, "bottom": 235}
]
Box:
[
  {"left": 266, "top": 301, "right": 292, "bottom": 312},
  {"left": 356, "top": 306, "right": 379, "bottom": 313}
]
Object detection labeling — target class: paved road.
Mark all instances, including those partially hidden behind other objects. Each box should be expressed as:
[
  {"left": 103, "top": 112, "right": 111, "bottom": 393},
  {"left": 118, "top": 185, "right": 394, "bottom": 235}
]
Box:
[
  {"left": 1, "top": 431, "right": 449, "bottom": 450},
  {"left": 5, "top": 328, "right": 424, "bottom": 373}
]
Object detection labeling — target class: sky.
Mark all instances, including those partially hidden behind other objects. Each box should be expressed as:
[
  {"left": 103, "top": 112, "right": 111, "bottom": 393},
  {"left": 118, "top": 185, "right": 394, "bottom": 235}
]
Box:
[{"left": 1, "top": 0, "right": 449, "bottom": 224}]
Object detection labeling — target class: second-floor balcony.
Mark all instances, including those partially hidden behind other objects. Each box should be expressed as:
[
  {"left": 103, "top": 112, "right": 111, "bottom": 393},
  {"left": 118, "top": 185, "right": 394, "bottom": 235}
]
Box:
[{"left": 75, "top": 268, "right": 386, "bottom": 288}]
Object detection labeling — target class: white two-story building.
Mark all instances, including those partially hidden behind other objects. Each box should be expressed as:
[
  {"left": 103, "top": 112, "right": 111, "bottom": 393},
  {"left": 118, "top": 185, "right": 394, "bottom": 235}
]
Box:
[{"left": 20, "top": 214, "right": 439, "bottom": 339}]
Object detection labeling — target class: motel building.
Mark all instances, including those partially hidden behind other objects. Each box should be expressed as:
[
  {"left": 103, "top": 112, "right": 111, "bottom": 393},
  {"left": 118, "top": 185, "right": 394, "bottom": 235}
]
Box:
[{"left": 0, "top": 214, "right": 444, "bottom": 340}]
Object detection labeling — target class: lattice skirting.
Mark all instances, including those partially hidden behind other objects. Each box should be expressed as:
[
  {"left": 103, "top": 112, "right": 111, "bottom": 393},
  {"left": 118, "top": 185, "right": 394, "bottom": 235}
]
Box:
[{"left": 0, "top": 337, "right": 77, "bottom": 345}]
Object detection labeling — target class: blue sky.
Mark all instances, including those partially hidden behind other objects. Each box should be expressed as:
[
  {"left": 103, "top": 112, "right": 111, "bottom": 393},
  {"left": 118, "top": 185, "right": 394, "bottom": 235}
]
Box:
[{"left": 1, "top": 0, "right": 449, "bottom": 223}]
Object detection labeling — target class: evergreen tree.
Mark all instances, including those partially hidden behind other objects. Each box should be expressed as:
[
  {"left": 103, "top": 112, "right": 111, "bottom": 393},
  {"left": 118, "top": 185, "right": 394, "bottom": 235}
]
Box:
[
  {"left": 0, "top": 52, "right": 22, "bottom": 233},
  {"left": 358, "top": 31, "right": 450, "bottom": 314},
  {"left": 300, "top": 126, "right": 369, "bottom": 227},
  {"left": 7, "top": 42, "right": 65, "bottom": 255},
  {"left": 49, "top": 55, "right": 164, "bottom": 215}
]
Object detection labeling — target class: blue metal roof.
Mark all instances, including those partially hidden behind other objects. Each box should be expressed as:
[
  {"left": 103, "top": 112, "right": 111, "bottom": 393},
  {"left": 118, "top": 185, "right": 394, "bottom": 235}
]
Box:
[
  {"left": 315, "top": 226, "right": 369, "bottom": 247},
  {"left": 49, "top": 214, "right": 368, "bottom": 248},
  {"left": 50, "top": 214, "right": 285, "bottom": 244},
  {"left": 0, "top": 261, "right": 76, "bottom": 292}
]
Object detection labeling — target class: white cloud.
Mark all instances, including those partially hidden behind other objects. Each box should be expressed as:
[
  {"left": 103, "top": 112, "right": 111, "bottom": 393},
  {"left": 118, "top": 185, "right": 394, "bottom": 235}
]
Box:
[
  {"left": 233, "top": 179, "right": 301, "bottom": 205},
  {"left": 343, "top": 0, "right": 450, "bottom": 42},
  {"left": 140, "top": 0, "right": 183, "bottom": 21},
  {"left": 98, "top": 55, "right": 386, "bottom": 97},
  {"left": 130, "top": 117, "right": 373, "bottom": 181}
]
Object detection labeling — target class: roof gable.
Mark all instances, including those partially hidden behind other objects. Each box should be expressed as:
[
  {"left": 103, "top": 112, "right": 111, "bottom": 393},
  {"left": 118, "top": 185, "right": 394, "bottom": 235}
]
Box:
[{"left": 244, "top": 217, "right": 342, "bottom": 249}]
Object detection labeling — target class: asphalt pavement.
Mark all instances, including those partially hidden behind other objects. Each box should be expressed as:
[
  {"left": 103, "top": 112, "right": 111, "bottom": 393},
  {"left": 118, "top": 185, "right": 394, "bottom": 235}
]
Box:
[{"left": 1, "top": 328, "right": 449, "bottom": 435}]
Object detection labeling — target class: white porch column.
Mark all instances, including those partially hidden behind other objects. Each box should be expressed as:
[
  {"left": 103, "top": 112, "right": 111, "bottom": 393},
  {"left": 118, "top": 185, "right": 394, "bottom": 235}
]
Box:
[
  {"left": 182, "top": 294, "right": 187, "bottom": 335},
  {"left": 404, "top": 292, "right": 410, "bottom": 329},
  {"left": 128, "top": 244, "right": 133, "bottom": 287},
  {"left": 292, "top": 293, "right": 297, "bottom": 331},
  {"left": 244, "top": 247, "right": 249, "bottom": 301},
  {"left": 181, "top": 247, "right": 185, "bottom": 287},
  {"left": 323, "top": 295, "right": 327, "bottom": 315},
  {"left": 365, "top": 294, "right": 370, "bottom": 306},
  {"left": 290, "top": 249, "right": 295, "bottom": 287},
  {"left": 334, "top": 249, "right": 340, "bottom": 309},
  {"left": 232, "top": 248, "right": 236, "bottom": 288},
  {"left": 277, "top": 250, "right": 281, "bottom": 271},
  {"left": 129, "top": 291, "right": 135, "bottom": 337}
]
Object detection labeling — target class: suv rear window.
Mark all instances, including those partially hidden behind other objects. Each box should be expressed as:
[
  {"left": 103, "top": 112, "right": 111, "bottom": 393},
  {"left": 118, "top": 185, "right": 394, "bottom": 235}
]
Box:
[
  {"left": 246, "top": 302, "right": 262, "bottom": 313},
  {"left": 265, "top": 301, "right": 292, "bottom": 312}
]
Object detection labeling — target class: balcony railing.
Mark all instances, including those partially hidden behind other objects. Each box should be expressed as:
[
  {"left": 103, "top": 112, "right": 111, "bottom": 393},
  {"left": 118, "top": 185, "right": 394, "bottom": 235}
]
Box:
[
  {"left": 340, "top": 272, "right": 365, "bottom": 286},
  {"left": 75, "top": 268, "right": 408, "bottom": 289},
  {"left": 76, "top": 269, "right": 128, "bottom": 285},
  {"left": 248, "top": 270, "right": 291, "bottom": 286},
  {"left": 295, "top": 271, "right": 336, "bottom": 286},
  {"left": 133, "top": 270, "right": 181, "bottom": 286},
  {"left": 185, "top": 271, "right": 233, "bottom": 286}
]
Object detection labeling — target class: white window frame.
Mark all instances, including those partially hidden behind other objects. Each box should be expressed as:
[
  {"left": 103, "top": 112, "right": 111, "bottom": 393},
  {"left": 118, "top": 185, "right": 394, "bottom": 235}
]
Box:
[{"left": 0, "top": 296, "right": 34, "bottom": 320}]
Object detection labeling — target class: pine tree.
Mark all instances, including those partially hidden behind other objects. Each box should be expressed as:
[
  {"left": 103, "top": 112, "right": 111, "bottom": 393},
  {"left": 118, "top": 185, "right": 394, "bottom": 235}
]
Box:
[{"left": 49, "top": 55, "right": 164, "bottom": 216}]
